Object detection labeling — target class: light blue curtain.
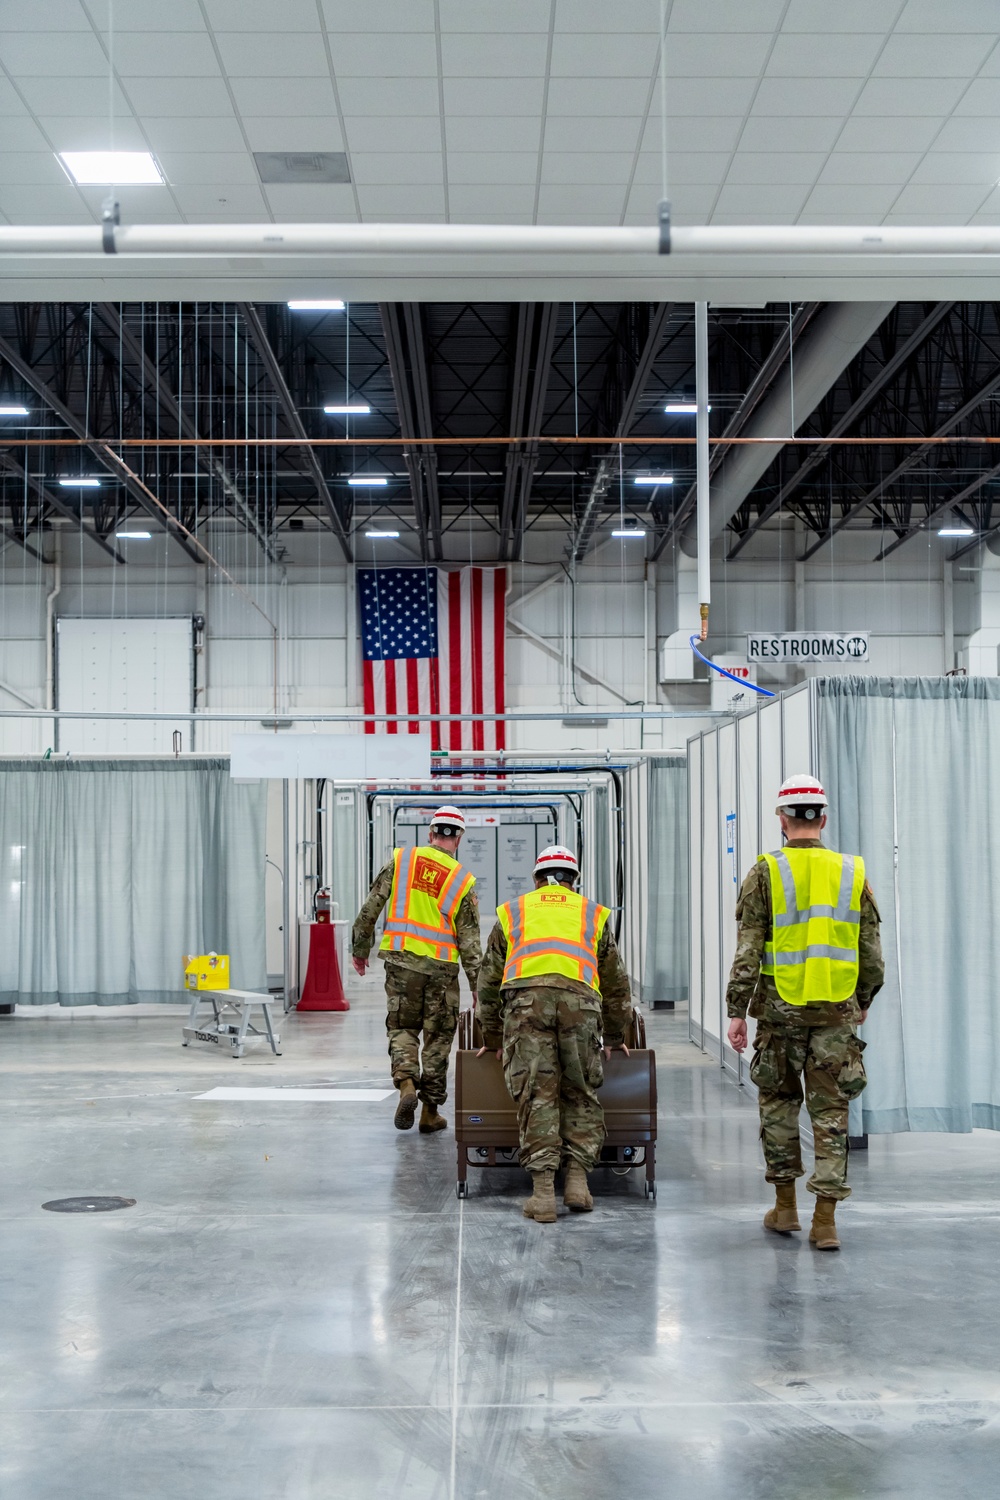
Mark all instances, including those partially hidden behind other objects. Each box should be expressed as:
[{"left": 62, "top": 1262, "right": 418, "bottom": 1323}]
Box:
[
  {"left": 0, "top": 759, "right": 268, "bottom": 1005},
  {"left": 643, "top": 755, "right": 689, "bottom": 1004},
  {"left": 819, "top": 676, "right": 1000, "bottom": 1132}
]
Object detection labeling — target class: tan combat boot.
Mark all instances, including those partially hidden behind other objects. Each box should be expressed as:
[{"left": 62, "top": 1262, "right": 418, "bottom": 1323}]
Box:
[
  {"left": 393, "top": 1078, "right": 418, "bottom": 1130},
  {"left": 418, "top": 1101, "right": 448, "bottom": 1134},
  {"left": 810, "top": 1197, "right": 841, "bottom": 1250},
  {"left": 522, "top": 1171, "right": 557, "bottom": 1223},
  {"left": 563, "top": 1161, "right": 594, "bottom": 1213},
  {"left": 763, "top": 1182, "right": 801, "bottom": 1235}
]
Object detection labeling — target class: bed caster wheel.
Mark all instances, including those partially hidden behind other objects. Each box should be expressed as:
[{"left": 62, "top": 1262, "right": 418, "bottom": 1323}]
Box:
[
  {"left": 644, "top": 1181, "right": 656, "bottom": 1200},
  {"left": 456, "top": 1182, "right": 469, "bottom": 1199}
]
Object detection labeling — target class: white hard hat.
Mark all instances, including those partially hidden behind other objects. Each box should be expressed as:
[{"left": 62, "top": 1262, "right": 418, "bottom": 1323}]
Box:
[
  {"left": 429, "top": 805, "right": 466, "bottom": 832},
  {"left": 534, "top": 844, "right": 580, "bottom": 879},
  {"left": 776, "top": 774, "right": 827, "bottom": 820}
]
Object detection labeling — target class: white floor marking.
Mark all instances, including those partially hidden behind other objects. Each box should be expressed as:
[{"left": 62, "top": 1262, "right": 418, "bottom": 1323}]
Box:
[
  {"left": 449, "top": 1194, "right": 465, "bottom": 1500},
  {"left": 193, "top": 1087, "right": 394, "bottom": 1102}
]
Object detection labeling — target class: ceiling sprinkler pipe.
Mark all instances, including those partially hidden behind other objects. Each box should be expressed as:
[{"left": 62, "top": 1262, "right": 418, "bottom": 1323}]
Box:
[{"left": 695, "top": 299, "right": 711, "bottom": 637}]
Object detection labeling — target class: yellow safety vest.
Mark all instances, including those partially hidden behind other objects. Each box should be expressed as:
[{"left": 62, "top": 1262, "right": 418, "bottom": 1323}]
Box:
[
  {"left": 379, "top": 846, "right": 475, "bottom": 964},
  {"left": 497, "top": 886, "right": 610, "bottom": 994},
  {"left": 759, "top": 846, "right": 864, "bottom": 1005}
]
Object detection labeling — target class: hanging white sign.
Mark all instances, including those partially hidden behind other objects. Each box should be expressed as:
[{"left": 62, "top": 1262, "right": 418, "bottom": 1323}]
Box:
[{"left": 746, "top": 632, "right": 869, "bottom": 664}]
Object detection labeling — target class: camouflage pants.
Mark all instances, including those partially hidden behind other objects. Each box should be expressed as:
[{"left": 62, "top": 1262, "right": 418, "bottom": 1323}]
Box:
[
  {"left": 750, "top": 1022, "right": 867, "bottom": 1201},
  {"left": 384, "top": 962, "right": 460, "bottom": 1108},
  {"left": 502, "top": 986, "right": 605, "bottom": 1175}
]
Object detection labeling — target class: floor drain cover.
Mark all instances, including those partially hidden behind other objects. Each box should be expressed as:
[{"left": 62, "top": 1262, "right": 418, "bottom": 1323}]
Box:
[{"left": 42, "top": 1196, "right": 136, "bottom": 1213}]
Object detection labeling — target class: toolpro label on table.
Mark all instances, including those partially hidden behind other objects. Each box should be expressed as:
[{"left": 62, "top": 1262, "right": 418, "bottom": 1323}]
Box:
[{"left": 746, "top": 632, "right": 869, "bottom": 663}]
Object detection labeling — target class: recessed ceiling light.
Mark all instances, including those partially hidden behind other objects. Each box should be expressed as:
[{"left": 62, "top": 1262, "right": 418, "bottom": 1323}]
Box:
[
  {"left": 612, "top": 528, "right": 647, "bottom": 538},
  {"left": 324, "top": 404, "right": 371, "bottom": 415},
  {"left": 365, "top": 529, "right": 399, "bottom": 539},
  {"left": 348, "top": 476, "right": 389, "bottom": 487},
  {"left": 938, "top": 526, "right": 975, "bottom": 536},
  {"left": 633, "top": 474, "right": 674, "bottom": 486},
  {"left": 0, "top": 405, "right": 28, "bottom": 416},
  {"left": 287, "top": 300, "right": 345, "bottom": 312},
  {"left": 58, "top": 477, "right": 101, "bottom": 487},
  {"left": 58, "top": 151, "right": 163, "bottom": 185},
  {"left": 664, "top": 402, "right": 711, "bottom": 414},
  {"left": 115, "top": 530, "right": 152, "bottom": 539}
]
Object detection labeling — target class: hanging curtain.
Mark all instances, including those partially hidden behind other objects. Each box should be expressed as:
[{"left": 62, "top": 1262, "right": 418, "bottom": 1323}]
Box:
[
  {"left": 819, "top": 676, "right": 1000, "bottom": 1132},
  {"left": 642, "top": 755, "right": 689, "bottom": 1005},
  {"left": 0, "top": 759, "right": 268, "bottom": 1006}
]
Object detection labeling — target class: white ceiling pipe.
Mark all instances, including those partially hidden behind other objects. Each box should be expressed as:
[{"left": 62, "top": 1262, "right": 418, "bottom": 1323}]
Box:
[{"left": 6, "top": 222, "right": 1000, "bottom": 257}]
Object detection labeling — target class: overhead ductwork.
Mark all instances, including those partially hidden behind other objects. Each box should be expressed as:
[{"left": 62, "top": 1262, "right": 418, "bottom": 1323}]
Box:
[{"left": 679, "top": 300, "right": 895, "bottom": 556}]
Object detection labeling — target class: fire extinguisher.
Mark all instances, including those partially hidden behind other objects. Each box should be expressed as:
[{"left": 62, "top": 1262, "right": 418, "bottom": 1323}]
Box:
[{"left": 314, "top": 887, "right": 332, "bottom": 924}]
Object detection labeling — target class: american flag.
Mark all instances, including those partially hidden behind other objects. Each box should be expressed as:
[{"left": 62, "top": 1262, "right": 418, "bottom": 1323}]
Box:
[{"left": 359, "top": 565, "right": 506, "bottom": 752}]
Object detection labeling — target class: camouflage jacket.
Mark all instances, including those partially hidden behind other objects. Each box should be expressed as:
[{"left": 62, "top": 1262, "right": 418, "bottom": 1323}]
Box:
[
  {"left": 351, "top": 855, "right": 482, "bottom": 985},
  {"left": 725, "top": 838, "right": 885, "bottom": 1028},
  {"left": 477, "top": 914, "right": 634, "bottom": 1050}
]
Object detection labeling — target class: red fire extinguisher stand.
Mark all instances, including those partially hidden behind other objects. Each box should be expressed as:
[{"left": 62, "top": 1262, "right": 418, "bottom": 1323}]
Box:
[{"left": 297, "top": 888, "right": 350, "bottom": 1012}]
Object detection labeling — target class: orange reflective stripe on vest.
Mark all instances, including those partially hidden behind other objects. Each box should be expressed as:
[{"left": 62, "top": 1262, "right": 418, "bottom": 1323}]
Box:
[
  {"left": 379, "top": 845, "right": 475, "bottom": 964},
  {"left": 497, "top": 886, "right": 610, "bottom": 993}
]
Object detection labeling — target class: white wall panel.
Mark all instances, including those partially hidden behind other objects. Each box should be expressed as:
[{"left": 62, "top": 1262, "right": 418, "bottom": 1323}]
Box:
[{"left": 56, "top": 617, "right": 193, "bottom": 754}]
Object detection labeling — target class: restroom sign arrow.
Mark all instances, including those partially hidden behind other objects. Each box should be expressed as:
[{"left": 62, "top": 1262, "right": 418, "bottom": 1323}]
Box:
[{"left": 746, "top": 632, "right": 869, "bottom": 663}]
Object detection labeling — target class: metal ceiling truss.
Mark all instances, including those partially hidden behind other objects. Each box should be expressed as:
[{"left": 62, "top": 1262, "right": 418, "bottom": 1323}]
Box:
[{"left": 499, "top": 302, "right": 558, "bottom": 562}]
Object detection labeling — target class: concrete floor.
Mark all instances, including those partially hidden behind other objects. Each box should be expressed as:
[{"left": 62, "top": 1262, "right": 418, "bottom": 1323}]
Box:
[{"left": 2, "top": 994, "right": 1000, "bottom": 1500}]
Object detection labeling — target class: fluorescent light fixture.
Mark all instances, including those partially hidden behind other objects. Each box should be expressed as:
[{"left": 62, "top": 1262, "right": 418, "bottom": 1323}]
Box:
[
  {"left": 324, "top": 403, "right": 371, "bottom": 415},
  {"left": 612, "top": 528, "right": 647, "bottom": 538},
  {"left": 938, "top": 527, "right": 975, "bottom": 536},
  {"left": 287, "top": 300, "right": 345, "bottom": 311},
  {"left": 348, "top": 476, "right": 388, "bottom": 486},
  {"left": 115, "top": 530, "right": 152, "bottom": 539},
  {"left": 58, "top": 477, "right": 100, "bottom": 488},
  {"left": 58, "top": 150, "right": 163, "bottom": 185},
  {"left": 0, "top": 405, "right": 28, "bottom": 416},
  {"left": 633, "top": 474, "right": 674, "bottom": 486},
  {"left": 664, "top": 402, "right": 711, "bottom": 414},
  {"left": 365, "top": 529, "right": 399, "bottom": 539}
]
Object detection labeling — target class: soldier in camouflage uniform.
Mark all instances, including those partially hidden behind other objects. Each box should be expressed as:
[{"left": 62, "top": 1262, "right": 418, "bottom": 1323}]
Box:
[
  {"left": 352, "top": 807, "right": 481, "bottom": 1134},
  {"left": 477, "top": 844, "right": 634, "bottom": 1223},
  {"left": 726, "top": 774, "right": 884, "bottom": 1250}
]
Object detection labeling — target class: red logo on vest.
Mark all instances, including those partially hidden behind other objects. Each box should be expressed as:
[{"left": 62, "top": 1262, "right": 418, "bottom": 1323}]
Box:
[
  {"left": 413, "top": 855, "right": 447, "bottom": 898},
  {"left": 539, "top": 891, "right": 567, "bottom": 903}
]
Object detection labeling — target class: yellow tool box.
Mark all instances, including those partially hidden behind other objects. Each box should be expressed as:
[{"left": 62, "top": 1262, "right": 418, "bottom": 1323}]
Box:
[{"left": 183, "top": 953, "right": 230, "bottom": 991}]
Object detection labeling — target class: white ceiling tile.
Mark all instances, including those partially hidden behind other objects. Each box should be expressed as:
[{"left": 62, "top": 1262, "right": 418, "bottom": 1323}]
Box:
[
  {"left": 667, "top": 0, "right": 786, "bottom": 30},
  {"left": 540, "top": 152, "right": 633, "bottom": 185},
  {"left": 442, "top": 33, "right": 549, "bottom": 77},
  {"left": 321, "top": 0, "right": 435, "bottom": 30},
  {"left": 0, "top": 185, "right": 93, "bottom": 222},
  {"left": 351, "top": 152, "right": 443, "bottom": 185},
  {"left": 835, "top": 115, "right": 946, "bottom": 151},
  {"left": 443, "top": 77, "right": 547, "bottom": 114},
  {"left": 954, "top": 79, "right": 1000, "bottom": 115},
  {"left": 76, "top": 183, "right": 182, "bottom": 221},
  {"left": 331, "top": 33, "right": 439, "bottom": 77},
  {"left": 543, "top": 116, "right": 643, "bottom": 153},
  {"left": 0, "top": 79, "right": 31, "bottom": 114},
  {"left": 447, "top": 184, "right": 536, "bottom": 216},
  {"left": 41, "top": 116, "right": 149, "bottom": 151},
  {"left": 737, "top": 116, "right": 843, "bottom": 152},
  {"left": 783, "top": 0, "right": 901, "bottom": 30},
  {"left": 17, "top": 76, "right": 132, "bottom": 116},
  {"left": 661, "top": 78, "right": 760, "bottom": 115},
  {"left": 658, "top": 116, "right": 747, "bottom": 152},
  {"left": 535, "top": 184, "right": 625, "bottom": 221},
  {"left": 0, "top": 31, "right": 109, "bottom": 75},
  {"left": 262, "top": 182, "right": 358, "bottom": 219},
  {"left": 766, "top": 33, "right": 885, "bottom": 77},
  {"left": 800, "top": 184, "right": 901, "bottom": 216},
  {"left": 895, "top": 0, "right": 1000, "bottom": 32},
  {"left": 172, "top": 183, "right": 269, "bottom": 216},
  {"left": 356, "top": 184, "right": 446, "bottom": 216},
  {"left": 0, "top": 153, "right": 69, "bottom": 186},
  {"left": 713, "top": 183, "right": 810, "bottom": 220},
  {"left": 336, "top": 78, "right": 440, "bottom": 114},
  {"left": 818, "top": 152, "right": 923, "bottom": 185},
  {"left": 95, "top": 0, "right": 206, "bottom": 26},
  {"left": 111, "top": 32, "right": 221, "bottom": 78},
  {"left": 933, "top": 116, "right": 1000, "bottom": 151},
  {"left": 140, "top": 116, "right": 249, "bottom": 152},
  {"left": 0, "top": 116, "right": 49, "bottom": 150},
  {"left": 908, "top": 152, "right": 1000, "bottom": 186},
  {"left": 872, "top": 33, "right": 995, "bottom": 77},
  {"left": 725, "top": 151, "right": 827, "bottom": 185},
  {"left": 854, "top": 77, "right": 968, "bottom": 114},
  {"left": 891, "top": 182, "right": 993, "bottom": 215},
  {"left": 204, "top": 0, "right": 321, "bottom": 29},
  {"left": 229, "top": 77, "right": 337, "bottom": 116},
  {"left": 348, "top": 116, "right": 441, "bottom": 151},
  {"left": 663, "top": 187, "right": 717, "bottom": 221},
  {"left": 545, "top": 78, "right": 647, "bottom": 115},
  {"left": 549, "top": 34, "right": 657, "bottom": 77},
  {"left": 120, "top": 76, "right": 235, "bottom": 115},
  {"left": 214, "top": 33, "right": 329, "bottom": 78},
  {"left": 631, "top": 152, "right": 732, "bottom": 187},
  {"left": 973, "top": 44, "right": 1000, "bottom": 77},
  {"left": 240, "top": 117, "right": 345, "bottom": 151},
  {"left": 664, "top": 33, "right": 776, "bottom": 77},
  {"left": 751, "top": 77, "right": 864, "bottom": 115},
  {"left": 158, "top": 151, "right": 259, "bottom": 187},
  {"left": 448, "top": 151, "right": 538, "bottom": 185},
  {"left": 443, "top": 115, "right": 541, "bottom": 153},
  {"left": 2, "top": 0, "right": 92, "bottom": 29},
  {"left": 439, "top": 0, "right": 550, "bottom": 31}
]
